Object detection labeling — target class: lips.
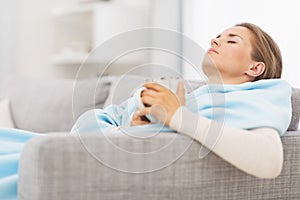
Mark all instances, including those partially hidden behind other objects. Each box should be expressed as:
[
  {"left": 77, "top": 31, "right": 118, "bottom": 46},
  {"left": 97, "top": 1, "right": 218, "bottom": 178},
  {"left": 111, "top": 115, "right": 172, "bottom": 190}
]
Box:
[{"left": 207, "top": 48, "right": 219, "bottom": 54}]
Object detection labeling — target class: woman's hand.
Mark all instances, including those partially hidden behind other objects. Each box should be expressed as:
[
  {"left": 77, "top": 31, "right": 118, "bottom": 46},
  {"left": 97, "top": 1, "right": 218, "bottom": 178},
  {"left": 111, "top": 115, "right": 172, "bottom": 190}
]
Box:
[
  {"left": 139, "top": 81, "right": 186, "bottom": 127},
  {"left": 130, "top": 108, "right": 151, "bottom": 126}
]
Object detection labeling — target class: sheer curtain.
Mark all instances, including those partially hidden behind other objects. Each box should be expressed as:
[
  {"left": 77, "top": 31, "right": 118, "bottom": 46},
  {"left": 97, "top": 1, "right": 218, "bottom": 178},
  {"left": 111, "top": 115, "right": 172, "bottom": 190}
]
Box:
[{"left": 182, "top": 0, "right": 300, "bottom": 87}]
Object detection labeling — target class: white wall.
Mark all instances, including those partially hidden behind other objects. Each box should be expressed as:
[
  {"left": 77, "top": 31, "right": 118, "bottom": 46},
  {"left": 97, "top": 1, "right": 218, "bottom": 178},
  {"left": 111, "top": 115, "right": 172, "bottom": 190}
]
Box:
[
  {"left": 0, "top": 0, "right": 14, "bottom": 79},
  {"left": 149, "top": 0, "right": 182, "bottom": 77},
  {"left": 6, "top": 1, "right": 298, "bottom": 83},
  {"left": 12, "top": 0, "right": 151, "bottom": 80},
  {"left": 91, "top": 0, "right": 151, "bottom": 76},
  {"left": 2, "top": 1, "right": 181, "bottom": 80},
  {"left": 14, "top": 0, "right": 81, "bottom": 79},
  {"left": 182, "top": 0, "right": 300, "bottom": 87}
]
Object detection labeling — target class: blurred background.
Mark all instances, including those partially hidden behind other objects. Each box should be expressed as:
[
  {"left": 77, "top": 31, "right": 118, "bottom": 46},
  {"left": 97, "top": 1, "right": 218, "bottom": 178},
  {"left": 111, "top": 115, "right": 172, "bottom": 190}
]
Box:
[{"left": 0, "top": 0, "right": 299, "bottom": 87}]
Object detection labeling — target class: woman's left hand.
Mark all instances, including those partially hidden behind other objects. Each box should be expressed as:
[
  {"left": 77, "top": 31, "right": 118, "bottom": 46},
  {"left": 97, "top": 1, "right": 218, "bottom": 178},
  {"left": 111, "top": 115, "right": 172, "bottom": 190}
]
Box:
[{"left": 140, "top": 81, "right": 186, "bottom": 127}]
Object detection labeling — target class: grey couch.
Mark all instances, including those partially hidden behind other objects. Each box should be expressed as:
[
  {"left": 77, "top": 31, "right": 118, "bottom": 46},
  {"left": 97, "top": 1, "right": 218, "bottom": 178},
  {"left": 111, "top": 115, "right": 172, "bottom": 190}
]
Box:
[{"left": 1, "top": 76, "right": 300, "bottom": 200}]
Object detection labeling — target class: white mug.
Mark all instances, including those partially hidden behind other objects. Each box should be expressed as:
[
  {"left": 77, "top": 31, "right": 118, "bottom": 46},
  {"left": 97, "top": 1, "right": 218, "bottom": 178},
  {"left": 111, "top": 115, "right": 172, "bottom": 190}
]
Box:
[{"left": 133, "top": 77, "right": 181, "bottom": 123}]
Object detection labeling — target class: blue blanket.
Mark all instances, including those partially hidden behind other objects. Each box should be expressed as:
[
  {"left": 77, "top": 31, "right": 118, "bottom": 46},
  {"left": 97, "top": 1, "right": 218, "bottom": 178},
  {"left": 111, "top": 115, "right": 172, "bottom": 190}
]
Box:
[
  {"left": 186, "top": 79, "right": 292, "bottom": 135},
  {"left": 0, "top": 79, "right": 292, "bottom": 199},
  {"left": 72, "top": 79, "right": 292, "bottom": 136},
  {"left": 0, "top": 128, "right": 37, "bottom": 200}
]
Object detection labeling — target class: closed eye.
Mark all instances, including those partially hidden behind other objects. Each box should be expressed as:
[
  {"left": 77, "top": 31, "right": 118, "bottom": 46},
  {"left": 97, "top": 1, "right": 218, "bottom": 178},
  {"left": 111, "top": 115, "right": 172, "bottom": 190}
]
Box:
[{"left": 228, "top": 40, "right": 236, "bottom": 43}]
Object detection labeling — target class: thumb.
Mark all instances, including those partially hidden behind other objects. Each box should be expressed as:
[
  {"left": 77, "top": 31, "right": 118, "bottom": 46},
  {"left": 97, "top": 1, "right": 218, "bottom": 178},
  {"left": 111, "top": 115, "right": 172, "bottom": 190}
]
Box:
[{"left": 176, "top": 80, "right": 186, "bottom": 105}]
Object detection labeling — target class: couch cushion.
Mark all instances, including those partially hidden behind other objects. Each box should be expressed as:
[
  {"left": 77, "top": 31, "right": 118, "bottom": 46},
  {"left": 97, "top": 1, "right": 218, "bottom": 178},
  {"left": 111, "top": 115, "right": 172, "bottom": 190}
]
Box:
[
  {"left": 290, "top": 88, "right": 300, "bottom": 131},
  {"left": 18, "top": 131, "right": 300, "bottom": 200},
  {"left": 103, "top": 75, "right": 145, "bottom": 108},
  {"left": 0, "top": 98, "right": 15, "bottom": 128},
  {"left": 0, "top": 77, "right": 112, "bottom": 133}
]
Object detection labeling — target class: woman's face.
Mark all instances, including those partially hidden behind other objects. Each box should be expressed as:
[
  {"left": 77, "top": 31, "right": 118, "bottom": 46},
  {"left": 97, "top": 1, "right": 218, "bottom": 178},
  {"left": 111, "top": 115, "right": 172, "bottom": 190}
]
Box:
[{"left": 202, "top": 26, "right": 255, "bottom": 83}]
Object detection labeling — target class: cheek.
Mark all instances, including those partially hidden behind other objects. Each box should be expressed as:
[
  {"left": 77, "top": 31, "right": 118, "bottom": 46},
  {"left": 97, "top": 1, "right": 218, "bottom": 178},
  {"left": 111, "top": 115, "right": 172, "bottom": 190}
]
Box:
[
  {"left": 227, "top": 48, "right": 250, "bottom": 65},
  {"left": 229, "top": 48, "right": 245, "bottom": 58},
  {"left": 235, "top": 49, "right": 251, "bottom": 61}
]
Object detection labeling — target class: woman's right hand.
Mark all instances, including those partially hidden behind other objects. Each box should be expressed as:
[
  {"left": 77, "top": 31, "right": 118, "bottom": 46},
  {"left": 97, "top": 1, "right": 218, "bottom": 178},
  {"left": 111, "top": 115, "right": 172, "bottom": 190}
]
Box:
[{"left": 130, "top": 108, "right": 152, "bottom": 126}]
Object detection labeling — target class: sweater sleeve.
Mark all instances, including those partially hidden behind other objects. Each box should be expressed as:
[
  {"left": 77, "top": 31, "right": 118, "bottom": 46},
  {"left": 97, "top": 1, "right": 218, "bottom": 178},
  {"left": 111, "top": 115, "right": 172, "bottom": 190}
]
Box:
[{"left": 169, "top": 106, "right": 283, "bottom": 179}]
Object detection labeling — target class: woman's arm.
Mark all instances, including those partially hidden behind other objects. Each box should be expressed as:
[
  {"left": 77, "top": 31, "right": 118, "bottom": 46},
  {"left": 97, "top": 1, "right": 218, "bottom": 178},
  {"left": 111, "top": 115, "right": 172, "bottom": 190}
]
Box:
[
  {"left": 170, "top": 106, "right": 283, "bottom": 179},
  {"left": 139, "top": 82, "right": 284, "bottom": 178}
]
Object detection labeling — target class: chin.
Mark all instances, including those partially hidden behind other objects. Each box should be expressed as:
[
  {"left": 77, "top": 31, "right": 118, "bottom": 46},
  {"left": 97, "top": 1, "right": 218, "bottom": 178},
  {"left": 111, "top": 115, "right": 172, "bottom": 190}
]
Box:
[{"left": 202, "top": 55, "right": 219, "bottom": 77}]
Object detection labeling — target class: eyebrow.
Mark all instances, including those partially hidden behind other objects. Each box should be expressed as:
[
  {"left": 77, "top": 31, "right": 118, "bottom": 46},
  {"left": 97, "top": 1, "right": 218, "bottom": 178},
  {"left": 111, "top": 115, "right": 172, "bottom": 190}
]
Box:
[
  {"left": 228, "top": 33, "right": 243, "bottom": 40},
  {"left": 216, "top": 33, "right": 243, "bottom": 40}
]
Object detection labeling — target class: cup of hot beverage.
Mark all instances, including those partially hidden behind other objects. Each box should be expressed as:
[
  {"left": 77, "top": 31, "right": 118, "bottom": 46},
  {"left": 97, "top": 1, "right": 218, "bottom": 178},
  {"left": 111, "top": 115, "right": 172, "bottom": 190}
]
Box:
[{"left": 133, "top": 77, "right": 182, "bottom": 123}]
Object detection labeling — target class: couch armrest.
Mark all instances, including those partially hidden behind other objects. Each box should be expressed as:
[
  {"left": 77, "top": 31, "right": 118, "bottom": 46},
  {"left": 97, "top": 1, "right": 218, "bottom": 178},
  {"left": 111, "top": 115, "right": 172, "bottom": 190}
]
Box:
[{"left": 18, "top": 131, "right": 300, "bottom": 200}]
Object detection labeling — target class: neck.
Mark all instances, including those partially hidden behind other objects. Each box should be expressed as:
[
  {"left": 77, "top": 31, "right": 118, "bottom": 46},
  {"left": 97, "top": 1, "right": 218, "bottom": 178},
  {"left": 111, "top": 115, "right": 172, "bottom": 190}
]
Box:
[{"left": 207, "top": 75, "right": 253, "bottom": 85}]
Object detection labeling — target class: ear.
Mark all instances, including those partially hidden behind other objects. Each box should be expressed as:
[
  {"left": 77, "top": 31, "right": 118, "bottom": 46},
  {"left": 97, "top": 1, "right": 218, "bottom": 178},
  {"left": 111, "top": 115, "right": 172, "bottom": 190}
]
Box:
[{"left": 245, "top": 62, "right": 265, "bottom": 78}]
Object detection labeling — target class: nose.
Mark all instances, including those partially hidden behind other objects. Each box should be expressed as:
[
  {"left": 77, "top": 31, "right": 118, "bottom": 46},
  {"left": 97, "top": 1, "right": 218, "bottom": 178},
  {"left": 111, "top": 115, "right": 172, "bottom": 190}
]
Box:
[{"left": 211, "top": 38, "right": 220, "bottom": 47}]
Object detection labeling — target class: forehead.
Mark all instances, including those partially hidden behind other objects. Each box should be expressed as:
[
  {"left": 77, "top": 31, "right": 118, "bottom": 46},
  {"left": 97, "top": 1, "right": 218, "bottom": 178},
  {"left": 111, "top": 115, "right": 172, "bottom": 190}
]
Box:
[{"left": 222, "top": 26, "right": 253, "bottom": 40}]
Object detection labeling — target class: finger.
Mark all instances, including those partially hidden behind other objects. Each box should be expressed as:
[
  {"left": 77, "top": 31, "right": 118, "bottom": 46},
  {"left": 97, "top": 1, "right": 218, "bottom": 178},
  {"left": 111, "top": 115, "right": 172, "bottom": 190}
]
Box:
[
  {"left": 176, "top": 80, "right": 186, "bottom": 105},
  {"left": 143, "top": 82, "right": 166, "bottom": 92},
  {"left": 134, "top": 107, "right": 151, "bottom": 117},
  {"left": 141, "top": 88, "right": 158, "bottom": 98},
  {"left": 141, "top": 95, "right": 157, "bottom": 107},
  {"left": 132, "top": 109, "right": 141, "bottom": 119},
  {"left": 139, "top": 107, "right": 151, "bottom": 116},
  {"left": 131, "top": 118, "right": 150, "bottom": 126}
]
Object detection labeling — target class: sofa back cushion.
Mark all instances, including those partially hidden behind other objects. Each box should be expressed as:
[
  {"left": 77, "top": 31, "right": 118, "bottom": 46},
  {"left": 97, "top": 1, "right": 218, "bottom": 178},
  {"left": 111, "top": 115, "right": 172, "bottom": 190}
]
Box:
[
  {"left": 0, "top": 77, "right": 112, "bottom": 133},
  {"left": 0, "top": 98, "right": 15, "bottom": 128},
  {"left": 291, "top": 87, "right": 300, "bottom": 131}
]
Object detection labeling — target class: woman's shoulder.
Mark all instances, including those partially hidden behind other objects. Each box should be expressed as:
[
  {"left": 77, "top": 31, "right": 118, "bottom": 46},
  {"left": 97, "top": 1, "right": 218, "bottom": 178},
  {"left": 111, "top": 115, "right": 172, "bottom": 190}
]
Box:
[
  {"left": 245, "top": 79, "right": 291, "bottom": 96},
  {"left": 250, "top": 79, "right": 290, "bottom": 87},
  {"left": 225, "top": 79, "right": 291, "bottom": 92},
  {"left": 189, "top": 79, "right": 291, "bottom": 95}
]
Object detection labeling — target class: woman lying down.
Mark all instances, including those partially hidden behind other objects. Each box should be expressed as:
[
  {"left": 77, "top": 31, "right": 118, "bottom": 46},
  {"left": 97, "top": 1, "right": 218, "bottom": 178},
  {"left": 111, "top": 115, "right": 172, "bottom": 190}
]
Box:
[
  {"left": 73, "top": 22, "right": 291, "bottom": 179},
  {"left": 0, "top": 22, "right": 291, "bottom": 199}
]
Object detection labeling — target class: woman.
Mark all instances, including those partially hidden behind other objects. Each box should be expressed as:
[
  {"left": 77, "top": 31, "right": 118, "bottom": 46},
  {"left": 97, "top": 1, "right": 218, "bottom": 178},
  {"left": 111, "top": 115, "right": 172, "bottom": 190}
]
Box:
[
  {"left": 72, "top": 23, "right": 291, "bottom": 178},
  {"left": 0, "top": 22, "right": 291, "bottom": 199},
  {"left": 130, "top": 23, "right": 291, "bottom": 178}
]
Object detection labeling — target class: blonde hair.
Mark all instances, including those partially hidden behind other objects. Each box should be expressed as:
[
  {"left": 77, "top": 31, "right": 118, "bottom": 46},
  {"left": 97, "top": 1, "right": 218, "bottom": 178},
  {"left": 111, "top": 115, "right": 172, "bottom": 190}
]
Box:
[{"left": 235, "top": 23, "right": 282, "bottom": 81}]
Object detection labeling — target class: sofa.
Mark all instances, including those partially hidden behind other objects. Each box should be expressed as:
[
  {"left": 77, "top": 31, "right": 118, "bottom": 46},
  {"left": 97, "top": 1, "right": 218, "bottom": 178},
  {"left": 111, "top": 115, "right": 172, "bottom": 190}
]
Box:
[{"left": 1, "top": 75, "right": 300, "bottom": 200}]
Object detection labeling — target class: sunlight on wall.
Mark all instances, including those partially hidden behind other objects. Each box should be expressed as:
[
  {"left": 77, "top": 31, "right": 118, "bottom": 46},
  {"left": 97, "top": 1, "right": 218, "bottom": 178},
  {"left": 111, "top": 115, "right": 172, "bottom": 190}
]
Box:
[{"left": 183, "top": 0, "right": 300, "bottom": 87}]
